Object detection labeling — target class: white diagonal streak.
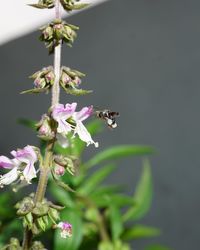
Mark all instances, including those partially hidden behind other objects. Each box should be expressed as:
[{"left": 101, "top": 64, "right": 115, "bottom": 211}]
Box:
[{"left": 0, "top": 0, "right": 108, "bottom": 45}]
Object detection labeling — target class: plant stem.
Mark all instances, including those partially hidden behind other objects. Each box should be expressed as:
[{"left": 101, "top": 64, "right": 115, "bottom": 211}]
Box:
[
  {"left": 22, "top": 1, "right": 62, "bottom": 249},
  {"left": 52, "top": 0, "right": 62, "bottom": 106},
  {"left": 76, "top": 195, "right": 110, "bottom": 242}
]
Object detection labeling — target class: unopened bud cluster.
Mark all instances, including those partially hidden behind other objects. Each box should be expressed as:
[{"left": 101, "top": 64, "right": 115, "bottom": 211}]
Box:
[
  {"left": 22, "top": 66, "right": 54, "bottom": 94},
  {"left": 40, "top": 19, "right": 79, "bottom": 53},
  {"left": 30, "top": 0, "right": 89, "bottom": 11},
  {"left": 29, "top": 0, "right": 54, "bottom": 9},
  {"left": 54, "top": 154, "right": 78, "bottom": 176},
  {"left": 22, "top": 66, "right": 91, "bottom": 96},
  {"left": 60, "top": 66, "right": 92, "bottom": 95},
  {"left": 15, "top": 194, "right": 63, "bottom": 235}
]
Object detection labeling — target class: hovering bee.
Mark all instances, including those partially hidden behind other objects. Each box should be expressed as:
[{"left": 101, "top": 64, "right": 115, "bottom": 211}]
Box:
[{"left": 95, "top": 109, "right": 119, "bottom": 129}]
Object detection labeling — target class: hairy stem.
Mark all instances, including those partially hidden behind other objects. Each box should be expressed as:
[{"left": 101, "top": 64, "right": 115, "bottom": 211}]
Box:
[
  {"left": 52, "top": 0, "right": 62, "bottom": 106},
  {"left": 22, "top": 1, "right": 62, "bottom": 249}
]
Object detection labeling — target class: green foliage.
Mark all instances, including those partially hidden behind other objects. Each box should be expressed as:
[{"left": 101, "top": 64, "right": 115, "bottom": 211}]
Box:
[
  {"left": 123, "top": 159, "right": 153, "bottom": 222},
  {"left": 0, "top": 119, "right": 169, "bottom": 249},
  {"left": 84, "top": 145, "right": 155, "bottom": 170}
]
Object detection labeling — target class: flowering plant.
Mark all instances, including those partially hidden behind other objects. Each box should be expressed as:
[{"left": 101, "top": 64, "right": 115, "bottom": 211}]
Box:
[{"left": 0, "top": 1, "right": 170, "bottom": 250}]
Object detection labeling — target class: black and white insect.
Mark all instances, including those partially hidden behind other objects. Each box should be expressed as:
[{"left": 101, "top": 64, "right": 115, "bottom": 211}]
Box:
[{"left": 95, "top": 109, "right": 119, "bottom": 129}]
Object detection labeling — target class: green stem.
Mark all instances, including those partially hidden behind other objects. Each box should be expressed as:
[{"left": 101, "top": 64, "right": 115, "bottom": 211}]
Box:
[
  {"left": 76, "top": 195, "right": 110, "bottom": 242},
  {"left": 22, "top": 1, "right": 62, "bottom": 248},
  {"left": 22, "top": 142, "right": 53, "bottom": 249},
  {"left": 34, "top": 142, "right": 53, "bottom": 203}
]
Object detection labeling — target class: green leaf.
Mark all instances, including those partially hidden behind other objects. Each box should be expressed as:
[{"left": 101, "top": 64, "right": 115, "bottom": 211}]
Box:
[
  {"left": 61, "top": 83, "right": 92, "bottom": 96},
  {"left": 123, "top": 159, "right": 153, "bottom": 221},
  {"left": 78, "top": 164, "right": 116, "bottom": 195},
  {"left": 49, "top": 182, "right": 75, "bottom": 208},
  {"left": 91, "top": 194, "right": 135, "bottom": 208},
  {"left": 122, "top": 225, "right": 160, "bottom": 240},
  {"left": 84, "top": 145, "right": 154, "bottom": 169},
  {"left": 144, "top": 244, "right": 172, "bottom": 250},
  {"left": 90, "top": 185, "right": 122, "bottom": 197},
  {"left": 109, "top": 205, "right": 123, "bottom": 241},
  {"left": 28, "top": 4, "right": 48, "bottom": 9},
  {"left": 54, "top": 208, "right": 83, "bottom": 250},
  {"left": 20, "top": 87, "right": 49, "bottom": 94},
  {"left": 68, "top": 3, "right": 90, "bottom": 10},
  {"left": 17, "top": 118, "right": 36, "bottom": 130}
]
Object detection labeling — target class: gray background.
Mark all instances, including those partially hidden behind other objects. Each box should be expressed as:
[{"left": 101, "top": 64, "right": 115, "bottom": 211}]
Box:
[{"left": 0, "top": 0, "right": 200, "bottom": 249}]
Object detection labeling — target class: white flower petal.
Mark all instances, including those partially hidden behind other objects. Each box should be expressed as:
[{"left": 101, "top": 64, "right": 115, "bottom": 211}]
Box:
[
  {"left": 0, "top": 167, "right": 19, "bottom": 186},
  {"left": 23, "top": 163, "right": 37, "bottom": 183},
  {"left": 74, "top": 121, "right": 98, "bottom": 147}
]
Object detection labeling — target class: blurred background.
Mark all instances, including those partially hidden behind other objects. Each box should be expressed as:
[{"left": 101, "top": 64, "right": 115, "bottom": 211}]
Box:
[{"left": 0, "top": 0, "right": 200, "bottom": 249}]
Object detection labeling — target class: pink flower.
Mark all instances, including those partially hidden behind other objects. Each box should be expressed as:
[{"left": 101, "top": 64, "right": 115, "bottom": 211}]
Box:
[
  {"left": 72, "top": 106, "right": 99, "bottom": 147},
  {"left": 0, "top": 145, "right": 38, "bottom": 187},
  {"left": 57, "top": 222, "right": 72, "bottom": 238},
  {"left": 52, "top": 103, "right": 98, "bottom": 148}
]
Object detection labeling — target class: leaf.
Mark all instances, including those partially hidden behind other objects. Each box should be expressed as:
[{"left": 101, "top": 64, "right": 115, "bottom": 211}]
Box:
[
  {"left": 54, "top": 208, "right": 83, "bottom": 250},
  {"left": 123, "top": 159, "right": 153, "bottom": 221},
  {"left": 144, "top": 244, "right": 172, "bottom": 250},
  {"left": 68, "top": 3, "right": 90, "bottom": 10},
  {"left": 90, "top": 185, "right": 122, "bottom": 197},
  {"left": 28, "top": 4, "right": 47, "bottom": 9},
  {"left": 122, "top": 225, "right": 160, "bottom": 240},
  {"left": 91, "top": 194, "right": 135, "bottom": 208},
  {"left": 78, "top": 164, "right": 116, "bottom": 195},
  {"left": 84, "top": 145, "right": 154, "bottom": 169},
  {"left": 49, "top": 182, "right": 75, "bottom": 208},
  {"left": 109, "top": 205, "right": 123, "bottom": 241},
  {"left": 20, "top": 87, "right": 49, "bottom": 94},
  {"left": 17, "top": 118, "right": 36, "bottom": 130},
  {"left": 61, "top": 83, "right": 92, "bottom": 96}
]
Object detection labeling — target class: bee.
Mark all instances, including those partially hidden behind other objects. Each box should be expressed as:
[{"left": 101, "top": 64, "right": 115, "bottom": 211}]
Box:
[{"left": 96, "top": 109, "right": 119, "bottom": 129}]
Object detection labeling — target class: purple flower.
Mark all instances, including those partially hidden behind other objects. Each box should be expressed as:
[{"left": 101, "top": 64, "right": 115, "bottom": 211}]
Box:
[
  {"left": 57, "top": 222, "right": 72, "bottom": 238},
  {"left": 0, "top": 145, "right": 38, "bottom": 187},
  {"left": 52, "top": 103, "right": 98, "bottom": 148},
  {"left": 52, "top": 103, "right": 77, "bottom": 135}
]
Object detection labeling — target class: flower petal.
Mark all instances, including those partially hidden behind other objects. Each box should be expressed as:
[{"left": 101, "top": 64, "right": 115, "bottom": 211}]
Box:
[
  {"left": 74, "top": 121, "right": 98, "bottom": 147},
  {"left": 52, "top": 103, "right": 77, "bottom": 134},
  {"left": 52, "top": 103, "right": 77, "bottom": 121},
  {"left": 23, "top": 163, "right": 37, "bottom": 183},
  {"left": 0, "top": 167, "right": 19, "bottom": 186},
  {"left": 11, "top": 145, "right": 37, "bottom": 164},
  {"left": 74, "top": 106, "right": 93, "bottom": 122},
  {"left": 0, "top": 156, "right": 15, "bottom": 169}
]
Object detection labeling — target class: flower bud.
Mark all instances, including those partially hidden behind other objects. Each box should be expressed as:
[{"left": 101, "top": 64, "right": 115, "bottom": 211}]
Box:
[
  {"left": 54, "top": 164, "right": 65, "bottom": 176},
  {"left": 16, "top": 197, "right": 34, "bottom": 216},
  {"left": 45, "top": 71, "right": 54, "bottom": 84},
  {"left": 43, "top": 26, "right": 53, "bottom": 39},
  {"left": 53, "top": 155, "right": 76, "bottom": 176},
  {"left": 73, "top": 76, "right": 82, "bottom": 86},
  {"left": 34, "top": 77, "right": 46, "bottom": 88},
  {"left": 39, "top": 20, "right": 79, "bottom": 53},
  {"left": 37, "top": 114, "right": 55, "bottom": 141}
]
